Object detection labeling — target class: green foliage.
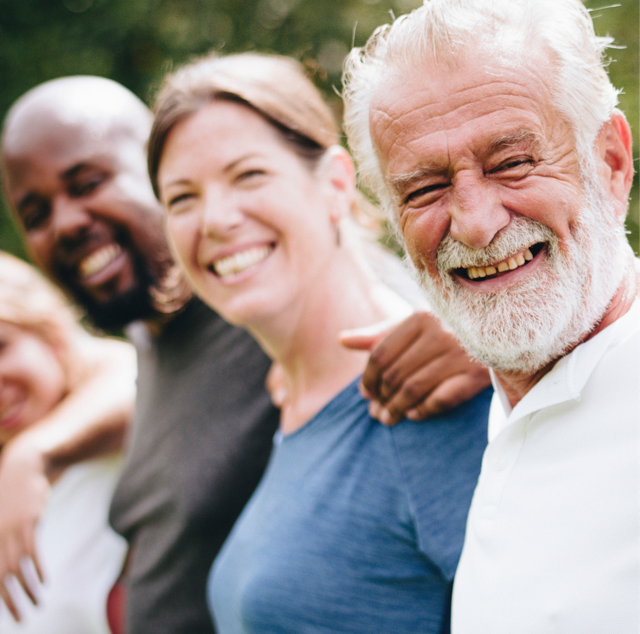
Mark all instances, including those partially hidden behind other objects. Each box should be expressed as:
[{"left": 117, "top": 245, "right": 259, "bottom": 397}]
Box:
[
  {"left": 584, "top": 0, "right": 639, "bottom": 254},
  {"left": 0, "top": 0, "right": 638, "bottom": 258}
]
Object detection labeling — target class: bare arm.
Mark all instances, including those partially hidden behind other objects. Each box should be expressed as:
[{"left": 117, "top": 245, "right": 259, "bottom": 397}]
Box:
[
  {"left": 0, "top": 335, "right": 136, "bottom": 621},
  {"left": 340, "top": 311, "right": 491, "bottom": 426}
]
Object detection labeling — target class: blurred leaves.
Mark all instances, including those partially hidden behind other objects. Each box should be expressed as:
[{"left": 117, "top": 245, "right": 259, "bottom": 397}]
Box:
[
  {"left": 0, "top": 0, "right": 637, "bottom": 256},
  {"left": 585, "top": 0, "right": 639, "bottom": 254}
]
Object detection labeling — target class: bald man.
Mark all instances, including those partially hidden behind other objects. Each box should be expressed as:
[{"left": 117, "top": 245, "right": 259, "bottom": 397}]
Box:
[{"left": 2, "top": 77, "right": 176, "bottom": 330}]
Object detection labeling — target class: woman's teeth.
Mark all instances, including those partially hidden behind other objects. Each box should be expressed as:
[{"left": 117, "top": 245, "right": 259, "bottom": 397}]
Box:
[
  {"left": 467, "top": 248, "right": 534, "bottom": 280},
  {"left": 79, "top": 244, "right": 122, "bottom": 279},
  {"left": 213, "top": 245, "right": 273, "bottom": 277}
]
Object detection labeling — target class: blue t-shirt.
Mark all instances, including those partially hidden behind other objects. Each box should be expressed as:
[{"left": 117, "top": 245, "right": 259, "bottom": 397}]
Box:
[{"left": 209, "top": 380, "right": 491, "bottom": 634}]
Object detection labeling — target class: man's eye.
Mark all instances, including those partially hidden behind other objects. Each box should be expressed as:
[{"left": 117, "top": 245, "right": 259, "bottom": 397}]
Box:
[
  {"left": 69, "top": 174, "right": 107, "bottom": 197},
  {"left": 490, "top": 158, "right": 532, "bottom": 174},
  {"left": 21, "top": 203, "right": 50, "bottom": 231},
  {"left": 404, "top": 182, "right": 447, "bottom": 205}
]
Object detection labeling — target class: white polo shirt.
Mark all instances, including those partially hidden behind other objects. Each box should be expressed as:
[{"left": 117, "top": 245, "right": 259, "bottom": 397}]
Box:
[{"left": 452, "top": 300, "right": 640, "bottom": 634}]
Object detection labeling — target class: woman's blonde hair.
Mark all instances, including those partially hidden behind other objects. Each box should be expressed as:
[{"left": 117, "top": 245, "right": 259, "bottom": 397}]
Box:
[
  {"left": 148, "top": 52, "right": 340, "bottom": 197},
  {"left": 148, "top": 50, "right": 387, "bottom": 237},
  {"left": 0, "top": 252, "right": 87, "bottom": 390}
]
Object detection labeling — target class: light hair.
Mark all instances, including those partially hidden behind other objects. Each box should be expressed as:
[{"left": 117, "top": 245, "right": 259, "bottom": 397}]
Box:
[
  {"left": 0, "top": 251, "right": 87, "bottom": 389},
  {"left": 148, "top": 52, "right": 340, "bottom": 198},
  {"left": 343, "top": 0, "right": 620, "bottom": 214},
  {"left": 148, "top": 50, "right": 388, "bottom": 235}
]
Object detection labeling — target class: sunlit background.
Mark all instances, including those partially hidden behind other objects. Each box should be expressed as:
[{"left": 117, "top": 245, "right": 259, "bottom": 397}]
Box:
[{"left": 0, "top": 0, "right": 637, "bottom": 258}]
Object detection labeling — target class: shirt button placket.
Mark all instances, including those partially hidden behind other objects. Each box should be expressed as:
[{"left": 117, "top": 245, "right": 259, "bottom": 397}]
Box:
[{"left": 477, "top": 418, "right": 528, "bottom": 519}]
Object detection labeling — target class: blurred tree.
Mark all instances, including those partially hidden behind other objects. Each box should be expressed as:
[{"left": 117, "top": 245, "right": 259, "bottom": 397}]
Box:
[{"left": 0, "top": 0, "right": 637, "bottom": 258}]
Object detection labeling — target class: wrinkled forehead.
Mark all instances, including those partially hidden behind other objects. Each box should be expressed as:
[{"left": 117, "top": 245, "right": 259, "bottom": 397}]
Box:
[{"left": 369, "top": 48, "right": 557, "bottom": 161}]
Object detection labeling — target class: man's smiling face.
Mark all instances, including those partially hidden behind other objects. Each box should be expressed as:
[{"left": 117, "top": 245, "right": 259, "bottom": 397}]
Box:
[
  {"left": 2, "top": 107, "right": 171, "bottom": 330},
  {"left": 370, "top": 52, "right": 626, "bottom": 373}
]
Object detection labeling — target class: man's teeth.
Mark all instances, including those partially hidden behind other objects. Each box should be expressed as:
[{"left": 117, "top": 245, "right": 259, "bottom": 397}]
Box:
[
  {"left": 79, "top": 244, "right": 122, "bottom": 278},
  {"left": 213, "top": 246, "right": 273, "bottom": 277},
  {"left": 467, "top": 248, "right": 534, "bottom": 280}
]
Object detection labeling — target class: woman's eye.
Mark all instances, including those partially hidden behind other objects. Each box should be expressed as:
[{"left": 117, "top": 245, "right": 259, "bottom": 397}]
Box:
[
  {"left": 168, "top": 193, "right": 194, "bottom": 207},
  {"left": 237, "top": 169, "right": 266, "bottom": 183}
]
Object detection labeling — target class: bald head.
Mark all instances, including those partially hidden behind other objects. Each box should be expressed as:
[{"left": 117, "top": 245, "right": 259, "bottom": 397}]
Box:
[
  {"left": 2, "top": 76, "right": 152, "bottom": 159},
  {"left": 1, "top": 76, "right": 174, "bottom": 331}
]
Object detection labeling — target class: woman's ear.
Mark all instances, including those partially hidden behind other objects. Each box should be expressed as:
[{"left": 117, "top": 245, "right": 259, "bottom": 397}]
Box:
[
  {"left": 320, "top": 146, "right": 356, "bottom": 223},
  {"left": 596, "top": 110, "right": 634, "bottom": 218}
]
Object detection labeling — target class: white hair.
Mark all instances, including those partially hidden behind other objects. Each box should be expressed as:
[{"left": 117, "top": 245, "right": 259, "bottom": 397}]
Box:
[{"left": 342, "top": 0, "right": 620, "bottom": 215}]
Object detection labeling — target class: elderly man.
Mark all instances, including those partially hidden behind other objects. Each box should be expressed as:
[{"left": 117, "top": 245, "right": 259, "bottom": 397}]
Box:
[
  {"left": 1, "top": 75, "right": 489, "bottom": 632},
  {"left": 343, "top": 0, "right": 639, "bottom": 632}
]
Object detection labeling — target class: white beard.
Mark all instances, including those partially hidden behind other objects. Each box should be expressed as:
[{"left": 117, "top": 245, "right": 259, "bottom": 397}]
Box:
[{"left": 410, "top": 178, "right": 628, "bottom": 374}]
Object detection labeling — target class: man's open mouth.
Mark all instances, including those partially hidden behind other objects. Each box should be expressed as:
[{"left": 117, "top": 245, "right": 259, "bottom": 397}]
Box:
[
  {"left": 78, "top": 243, "right": 123, "bottom": 280},
  {"left": 459, "top": 243, "right": 544, "bottom": 281}
]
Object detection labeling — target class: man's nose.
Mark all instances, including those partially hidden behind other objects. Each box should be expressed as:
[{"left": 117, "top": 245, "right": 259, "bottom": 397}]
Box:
[
  {"left": 50, "top": 196, "right": 93, "bottom": 244},
  {"left": 448, "top": 174, "right": 510, "bottom": 249}
]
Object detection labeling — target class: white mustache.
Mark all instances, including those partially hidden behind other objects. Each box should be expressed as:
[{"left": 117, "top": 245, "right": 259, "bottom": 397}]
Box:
[{"left": 436, "top": 217, "right": 556, "bottom": 273}]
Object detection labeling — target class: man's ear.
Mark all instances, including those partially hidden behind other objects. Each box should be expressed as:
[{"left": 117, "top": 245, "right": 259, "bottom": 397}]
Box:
[
  {"left": 321, "top": 146, "right": 356, "bottom": 223},
  {"left": 596, "top": 110, "right": 634, "bottom": 217}
]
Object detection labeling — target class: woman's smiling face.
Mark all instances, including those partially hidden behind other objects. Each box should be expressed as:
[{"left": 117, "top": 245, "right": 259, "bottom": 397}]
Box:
[
  {"left": 0, "top": 321, "right": 67, "bottom": 445},
  {"left": 158, "top": 99, "right": 340, "bottom": 329}
]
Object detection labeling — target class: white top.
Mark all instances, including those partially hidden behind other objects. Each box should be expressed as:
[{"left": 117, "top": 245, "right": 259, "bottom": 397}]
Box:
[
  {"left": 452, "top": 300, "right": 640, "bottom": 634},
  {"left": 0, "top": 455, "right": 127, "bottom": 634}
]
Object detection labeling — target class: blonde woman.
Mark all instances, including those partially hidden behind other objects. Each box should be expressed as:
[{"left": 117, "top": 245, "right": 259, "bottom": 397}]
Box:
[
  {"left": 0, "top": 252, "right": 131, "bottom": 633},
  {"left": 150, "top": 53, "right": 491, "bottom": 634}
]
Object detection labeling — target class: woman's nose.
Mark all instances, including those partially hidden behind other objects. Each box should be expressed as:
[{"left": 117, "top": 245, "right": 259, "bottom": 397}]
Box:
[{"left": 200, "top": 190, "right": 244, "bottom": 238}]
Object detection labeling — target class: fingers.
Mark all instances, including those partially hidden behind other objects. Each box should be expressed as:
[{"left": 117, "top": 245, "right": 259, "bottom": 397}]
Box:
[
  {"left": 362, "top": 311, "right": 491, "bottom": 425},
  {"left": 0, "top": 524, "right": 42, "bottom": 622},
  {"left": 0, "top": 576, "right": 22, "bottom": 622},
  {"left": 376, "top": 331, "right": 456, "bottom": 403},
  {"left": 12, "top": 561, "right": 38, "bottom": 608},
  {"left": 0, "top": 555, "right": 41, "bottom": 622},
  {"left": 31, "top": 550, "right": 44, "bottom": 586},
  {"left": 372, "top": 362, "right": 490, "bottom": 426},
  {"left": 362, "top": 311, "right": 456, "bottom": 403},
  {"left": 350, "top": 309, "right": 491, "bottom": 426},
  {"left": 20, "top": 522, "right": 42, "bottom": 586},
  {"left": 360, "top": 312, "right": 435, "bottom": 398},
  {"left": 0, "top": 552, "right": 40, "bottom": 623},
  {"left": 405, "top": 369, "right": 492, "bottom": 421},
  {"left": 370, "top": 358, "right": 451, "bottom": 426},
  {"left": 339, "top": 316, "right": 402, "bottom": 352}
]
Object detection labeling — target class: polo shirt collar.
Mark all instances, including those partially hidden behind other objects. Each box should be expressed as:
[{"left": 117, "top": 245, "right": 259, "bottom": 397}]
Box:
[{"left": 488, "top": 299, "right": 639, "bottom": 441}]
